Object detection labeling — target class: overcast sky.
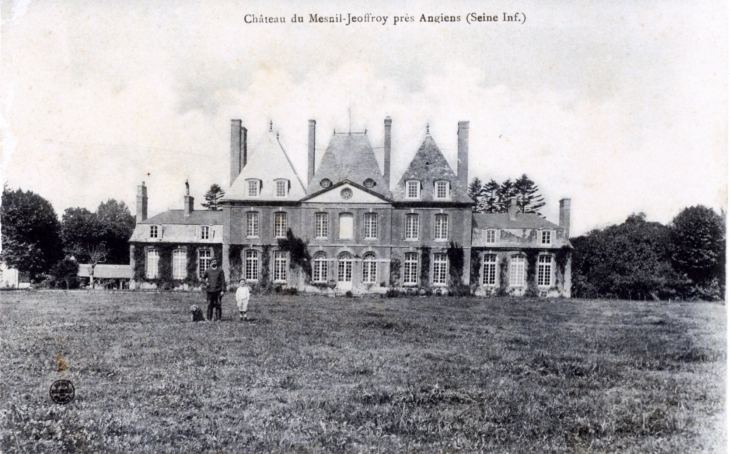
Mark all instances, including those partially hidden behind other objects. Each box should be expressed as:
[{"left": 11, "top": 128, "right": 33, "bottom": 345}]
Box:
[{"left": 1, "top": 0, "right": 726, "bottom": 236}]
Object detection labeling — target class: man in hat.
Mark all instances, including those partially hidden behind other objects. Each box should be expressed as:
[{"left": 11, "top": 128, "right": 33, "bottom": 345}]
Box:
[{"left": 203, "top": 259, "right": 225, "bottom": 321}]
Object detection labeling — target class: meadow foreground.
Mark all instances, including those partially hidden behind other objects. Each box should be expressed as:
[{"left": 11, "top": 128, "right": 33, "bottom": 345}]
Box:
[{"left": 0, "top": 291, "right": 725, "bottom": 453}]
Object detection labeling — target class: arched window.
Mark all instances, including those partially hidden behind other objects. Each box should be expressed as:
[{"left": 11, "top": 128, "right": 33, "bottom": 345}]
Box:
[
  {"left": 313, "top": 252, "right": 328, "bottom": 283},
  {"left": 537, "top": 255, "right": 553, "bottom": 287},
  {"left": 338, "top": 252, "right": 353, "bottom": 282},
  {"left": 433, "top": 253, "right": 448, "bottom": 285},
  {"left": 509, "top": 255, "right": 525, "bottom": 287},
  {"left": 482, "top": 254, "right": 497, "bottom": 286},
  {"left": 146, "top": 248, "right": 159, "bottom": 279},
  {"left": 172, "top": 249, "right": 186, "bottom": 280},
  {"left": 244, "top": 250, "right": 259, "bottom": 281},
  {"left": 362, "top": 252, "right": 377, "bottom": 283}
]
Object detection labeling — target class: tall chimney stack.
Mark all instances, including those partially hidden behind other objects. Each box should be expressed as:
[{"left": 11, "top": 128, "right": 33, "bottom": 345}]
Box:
[
  {"left": 230, "top": 120, "right": 247, "bottom": 187},
  {"left": 183, "top": 180, "right": 194, "bottom": 217},
  {"left": 457, "top": 121, "right": 469, "bottom": 188},
  {"left": 307, "top": 120, "right": 316, "bottom": 185},
  {"left": 136, "top": 182, "right": 148, "bottom": 223},
  {"left": 508, "top": 196, "right": 518, "bottom": 221},
  {"left": 559, "top": 198, "right": 571, "bottom": 238},
  {"left": 383, "top": 117, "right": 392, "bottom": 189}
]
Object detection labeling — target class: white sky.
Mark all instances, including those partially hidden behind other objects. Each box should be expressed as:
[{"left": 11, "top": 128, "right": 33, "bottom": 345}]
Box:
[{"left": 1, "top": 0, "right": 727, "bottom": 236}]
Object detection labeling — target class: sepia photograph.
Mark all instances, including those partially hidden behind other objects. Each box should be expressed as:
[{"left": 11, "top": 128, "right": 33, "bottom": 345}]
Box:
[{"left": 0, "top": 0, "right": 726, "bottom": 452}]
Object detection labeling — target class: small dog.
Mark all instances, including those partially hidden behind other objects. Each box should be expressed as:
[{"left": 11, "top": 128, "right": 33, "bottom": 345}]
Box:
[{"left": 190, "top": 305, "right": 205, "bottom": 322}]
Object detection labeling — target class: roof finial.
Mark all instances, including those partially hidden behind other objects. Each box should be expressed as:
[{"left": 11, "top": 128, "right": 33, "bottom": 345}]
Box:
[
  {"left": 426, "top": 123, "right": 430, "bottom": 135},
  {"left": 185, "top": 179, "right": 189, "bottom": 195},
  {"left": 269, "top": 120, "right": 273, "bottom": 131}
]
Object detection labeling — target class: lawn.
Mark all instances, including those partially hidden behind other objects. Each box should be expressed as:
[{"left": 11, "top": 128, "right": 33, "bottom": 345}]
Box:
[{"left": 0, "top": 291, "right": 725, "bottom": 453}]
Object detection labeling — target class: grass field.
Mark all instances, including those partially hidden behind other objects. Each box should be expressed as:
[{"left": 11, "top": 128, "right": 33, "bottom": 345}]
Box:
[{"left": 0, "top": 291, "right": 725, "bottom": 453}]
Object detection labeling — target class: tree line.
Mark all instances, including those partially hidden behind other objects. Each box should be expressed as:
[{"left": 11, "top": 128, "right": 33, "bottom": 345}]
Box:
[{"left": 468, "top": 175, "right": 546, "bottom": 215}]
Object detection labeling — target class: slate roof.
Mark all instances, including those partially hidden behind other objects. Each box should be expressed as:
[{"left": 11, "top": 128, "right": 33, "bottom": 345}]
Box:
[
  {"left": 224, "top": 130, "right": 307, "bottom": 201},
  {"left": 78, "top": 264, "right": 133, "bottom": 279},
  {"left": 306, "top": 133, "right": 389, "bottom": 197},
  {"left": 472, "top": 212, "right": 560, "bottom": 230},
  {"left": 393, "top": 135, "right": 472, "bottom": 203},
  {"left": 139, "top": 210, "right": 223, "bottom": 225}
]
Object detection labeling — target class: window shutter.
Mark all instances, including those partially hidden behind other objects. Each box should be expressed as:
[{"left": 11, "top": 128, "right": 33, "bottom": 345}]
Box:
[{"left": 212, "top": 229, "right": 216, "bottom": 239}]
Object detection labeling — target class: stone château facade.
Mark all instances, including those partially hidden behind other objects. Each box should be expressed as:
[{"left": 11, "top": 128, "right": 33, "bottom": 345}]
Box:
[{"left": 128, "top": 117, "right": 572, "bottom": 297}]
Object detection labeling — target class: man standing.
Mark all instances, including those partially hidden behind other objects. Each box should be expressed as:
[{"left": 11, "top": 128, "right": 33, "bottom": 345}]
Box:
[{"left": 203, "top": 259, "right": 225, "bottom": 321}]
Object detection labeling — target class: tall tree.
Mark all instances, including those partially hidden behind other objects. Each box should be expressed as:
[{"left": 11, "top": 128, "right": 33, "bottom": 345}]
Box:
[
  {"left": 202, "top": 184, "right": 225, "bottom": 210},
  {"left": 467, "top": 177, "right": 483, "bottom": 207},
  {"left": 514, "top": 174, "right": 546, "bottom": 215},
  {"left": 96, "top": 199, "right": 135, "bottom": 264},
  {"left": 496, "top": 179, "right": 516, "bottom": 213},
  {"left": 1, "top": 187, "right": 63, "bottom": 278},
  {"left": 669, "top": 206, "right": 725, "bottom": 288},
  {"left": 60, "top": 207, "right": 102, "bottom": 262},
  {"left": 478, "top": 179, "right": 501, "bottom": 213},
  {"left": 49, "top": 257, "right": 79, "bottom": 289}
]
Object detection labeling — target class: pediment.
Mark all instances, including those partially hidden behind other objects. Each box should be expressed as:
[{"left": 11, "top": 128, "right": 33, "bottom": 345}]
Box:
[{"left": 302, "top": 182, "right": 391, "bottom": 204}]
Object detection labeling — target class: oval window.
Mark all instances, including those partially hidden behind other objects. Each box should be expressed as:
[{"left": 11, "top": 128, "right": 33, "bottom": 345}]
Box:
[
  {"left": 341, "top": 188, "right": 353, "bottom": 200},
  {"left": 363, "top": 178, "right": 376, "bottom": 188},
  {"left": 320, "top": 178, "right": 332, "bottom": 188}
]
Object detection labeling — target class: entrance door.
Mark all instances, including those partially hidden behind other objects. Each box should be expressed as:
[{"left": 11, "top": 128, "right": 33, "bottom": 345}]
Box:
[{"left": 337, "top": 252, "right": 353, "bottom": 291}]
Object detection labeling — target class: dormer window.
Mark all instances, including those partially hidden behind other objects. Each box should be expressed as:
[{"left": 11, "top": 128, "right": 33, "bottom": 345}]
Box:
[
  {"left": 275, "top": 179, "right": 289, "bottom": 198},
  {"left": 406, "top": 180, "right": 421, "bottom": 199},
  {"left": 247, "top": 179, "right": 261, "bottom": 197},
  {"left": 201, "top": 225, "right": 210, "bottom": 240},
  {"left": 434, "top": 181, "right": 450, "bottom": 200},
  {"left": 149, "top": 225, "right": 159, "bottom": 239},
  {"left": 541, "top": 230, "right": 553, "bottom": 245},
  {"left": 485, "top": 229, "right": 498, "bottom": 243},
  {"left": 320, "top": 178, "right": 332, "bottom": 188},
  {"left": 363, "top": 178, "right": 376, "bottom": 188}
]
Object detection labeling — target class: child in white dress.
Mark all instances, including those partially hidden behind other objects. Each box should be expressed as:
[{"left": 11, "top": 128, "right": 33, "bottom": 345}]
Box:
[{"left": 236, "top": 280, "right": 250, "bottom": 321}]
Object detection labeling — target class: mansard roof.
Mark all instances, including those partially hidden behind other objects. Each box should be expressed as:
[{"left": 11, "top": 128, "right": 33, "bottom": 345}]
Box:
[
  {"left": 393, "top": 135, "right": 472, "bottom": 203},
  {"left": 472, "top": 212, "right": 560, "bottom": 230},
  {"left": 224, "top": 130, "right": 307, "bottom": 201},
  {"left": 306, "top": 132, "right": 389, "bottom": 197},
  {"left": 139, "top": 210, "right": 223, "bottom": 225}
]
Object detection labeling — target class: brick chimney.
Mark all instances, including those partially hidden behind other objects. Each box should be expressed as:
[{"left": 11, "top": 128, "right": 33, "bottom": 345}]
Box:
[
  {"left": 383, "top": 117, "right": 392, "bottom": 189},
  {"left": 230, "top": 120, "right": 247, "bottom": 187},
  {"left": 457, "top": 121, "right": 469, "bottom": 188},
  {"left": 508, "top": 196, "right": 518, "bottom": 221},
  {"left": 184, "top": 180, "right": 194, "bottom": 217},
  {"left": 559, "top": 198, "right": 571, "bottom": 238},
  {"left": 136, "top": 182, "right": 148, "bottom": 223},
  {"left": 307, "top": 120, "right": 316, "bottom": 185}
]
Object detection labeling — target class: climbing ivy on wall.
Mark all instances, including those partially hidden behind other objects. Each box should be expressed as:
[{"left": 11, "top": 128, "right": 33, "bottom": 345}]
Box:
[
  {"left": 131, "top": 243, "right": 222, "bottom": 288},
  {"left": 229, "top": 245, "right": 243, "bottom": 284},
  {"left": 389, "top": 257, "right": 401, "bottom": 287},
  {"left": 447, "top": 242, "right": 464, "bottom": 287},
  {"left": 259, "top": 245, "right": 272, "bottom": 292},
  {"left": 278, "top": 229, "right": 311, "bottom": 282},
  {"left": 498, "top": 256, "right": 509, "bottom": 296},
  {"left": 470, "top": 249, "right": 481, "bottom": 291},
  {"left": 419, "top": 246, "right": 431, "bottom": 288},
  {"left": 524, "top": 249, "right": 540, "bottom": 297}
]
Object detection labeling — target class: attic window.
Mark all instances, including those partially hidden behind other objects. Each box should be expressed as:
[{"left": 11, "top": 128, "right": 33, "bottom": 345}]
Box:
[
  {"left": 406, "top": 180, "right": 421, "bottom": 199},
  {"left": 149, "top": 225, "right": 159, "bottom": 239},
  {"left": 363, "top": 178, "right": 376, "bottom": 188},
  {"left": 434, "top": 181, "right": 450, "bottom": 200},
  {"left": 275, "top": 179, "right": 289, "bottom": 197},
  {"left": 484, "top": 229, "right": 498, "bottom": 243},
  {"left": 201, "top": 225, "right": 210, "bottom": 240},
  {"left": 320, "top": 178, "right": 332, "bottom": 188},
  {"left": 247, "top": 179, "right": 261, "bottom": 197}
]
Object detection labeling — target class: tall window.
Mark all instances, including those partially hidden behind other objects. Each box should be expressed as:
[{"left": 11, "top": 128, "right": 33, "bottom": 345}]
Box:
[
  {"left": 337, "top": 252, "right": 353, "bottom": 282},
  {"left": 405, "top": 214, "right": 419, "bottom": 240},
  {"left": 246, "top": 212, "right": 259, "bottom": 237},
  {"left": 434, "top": 214, "right": 449, "bottom": 240},
  {"left": 198, "top": 249, "right": 212, "bottom": 279},
  {"left": 274, "top": 212, "right": 287, "bottom": 238},
  {"left": 201, "top": 226, "right": 210, "bottom": 240},
  {"left": 245, "top": 250, "right": 259, "bottom": 281},
  {"left": 541, "top": 231, "right": 553, "bottom": 245},
  {"left": 312, "top": 252, "right": 328, "bottom": 283},
  {"left": 509, "top": 256, "right": 525, "bottom": 287},
  {"left": 146, "top": 248, "right": 159, "bottom": 279},
  {"left": 406, "top": 181, "right": 420, "bottom": 199},
  {"left": 364, "top": 213, "right": 378, "bottom": 239},
  {"left": 247, "top": 180, "right": 260, "bottom": 197},
  {"left": 485, "top": 230, "right": 497, "bottom": 243},
  {"left": 435, "top": 181, "right": 449, "bottom": 199},
  {"left": 482, "top": 254, "right": 497, "bottom": 286},
  {"left": 433, "top": 253, "right": 448, "bottom": 285},
  {"left": 149, "top": 225, "right": 158, "bottom": 239},
  {"left": 404, "top": 252, "right": 419, "bottom": 285},
  {"left": 274, "top": 251, "right": 287, "bottom": 282},
  {"left": 339, "top": 213, "right": 353, "bottom": 239},
  {"left": 276, "top": 180, "right": 288, "bottom": 197},
  {"left": 538, "top": 255, "right": 553, "bottom": 287},
  {"left": 362, "top": 252, "right": 377, "bottom": 283},
  {"left": 172, "top": 249, "right": 186, "bottom": 280},
  {"left": 315, "top": 212, "right": 328, "bottom": 239}
]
